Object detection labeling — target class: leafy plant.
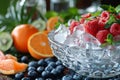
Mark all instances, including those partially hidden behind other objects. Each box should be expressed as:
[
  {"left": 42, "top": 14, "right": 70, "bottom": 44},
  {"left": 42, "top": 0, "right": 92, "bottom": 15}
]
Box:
[
  {"left": 0, "top": 0, "right": 46, "bottom": 32},
  {"left": 45, "top": 7, "right": 80, "bottom": 23}
]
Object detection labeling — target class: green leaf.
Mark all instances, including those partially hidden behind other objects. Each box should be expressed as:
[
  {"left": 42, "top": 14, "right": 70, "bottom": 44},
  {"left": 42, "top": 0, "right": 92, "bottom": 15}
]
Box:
[
  {"left": 105, "top": 34, "right": 113, "bottom": 45},
  {"left": 105, "top": 14, "right": 116, "bottom": 28},
  {"left": 91, "top": 10, "right": 102, "bottom": 17},
  {"left": 115, "top": 5, "right": 120, "bottom": 13},
  {"left": 45, "top": 11, "right": 58, "bottom": 19},
  {"left": 100, "top": 5, "right": 116, "bottom": 13}
]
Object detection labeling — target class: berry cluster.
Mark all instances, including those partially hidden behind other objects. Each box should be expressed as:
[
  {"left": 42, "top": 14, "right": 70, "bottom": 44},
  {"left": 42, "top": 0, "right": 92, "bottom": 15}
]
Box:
[
  {"left": 9, "top": 56, "right": 120, "bottom": 80},
  {"left": 69, "top": 11, "right": 120, "bottom": 45},
  {"left": 14, "top": 56, "right": 87, "bottom": 80}
]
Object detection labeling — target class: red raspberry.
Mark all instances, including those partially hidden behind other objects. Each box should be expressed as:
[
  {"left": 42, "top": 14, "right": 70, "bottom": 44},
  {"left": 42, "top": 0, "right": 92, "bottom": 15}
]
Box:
[
  {"left": 84, "top": 19, "right": 99, "bottom": 36},
  {"left": 116, "top": 13, "right": 120, "bottom": 19},
  {"left": 96, "top": 30, "right": 110, "bottom": 43},
  {"left": 81, "top": 13, "right": 91, "bottom": 18},
  {"left": 110, "top": 23, "right": 120, "bottom": 36},
  {"left": 98, "top": 18, "right": 106, "bottom": 30},
  {"left": 101, "top": 11, "right": 110, "bottom": 20},
  {"left": 69, "top": 21, "right": 80, "bottom": 34},
  {"left": 80, "top": 18, "right": 85, "bottom": 24}
]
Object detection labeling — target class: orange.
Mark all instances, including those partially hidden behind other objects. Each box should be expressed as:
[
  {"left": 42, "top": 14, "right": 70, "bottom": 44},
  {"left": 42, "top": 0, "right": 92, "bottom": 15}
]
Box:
[
  {"left": 11, "top": 24, "right": 39, "bottom": 53},
  {"left": 0, "top": 59, "right": 27, "bottom": 75},
  {"left": 28, "top": 31, "right": 54, "bottom": 59},
  {"left": 5, "top": 54, "right": 17, "bottom": 61},
  {"left": 0, "top": 51, "right": 27, "bottom": 75},
  {"left": 46, "top": 16, "right": 63, "bottom": 32}
]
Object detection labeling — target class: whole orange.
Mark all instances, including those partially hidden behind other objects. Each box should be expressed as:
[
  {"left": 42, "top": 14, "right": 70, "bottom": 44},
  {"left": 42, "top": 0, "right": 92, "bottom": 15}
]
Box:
[{"left": 11, "top": 24, "right": 39, "bottom": 53}]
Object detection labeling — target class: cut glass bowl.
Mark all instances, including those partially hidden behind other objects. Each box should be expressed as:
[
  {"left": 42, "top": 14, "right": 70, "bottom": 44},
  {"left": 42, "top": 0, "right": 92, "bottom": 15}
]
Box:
[{"left": 48, "top": 30, "right": 120, "bottom": 78}]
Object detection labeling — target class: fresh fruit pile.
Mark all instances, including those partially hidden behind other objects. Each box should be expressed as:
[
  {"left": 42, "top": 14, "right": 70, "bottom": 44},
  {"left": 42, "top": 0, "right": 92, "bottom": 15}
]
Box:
[{"left": 69, "top": 9, "right": 120, "bottom": 46}]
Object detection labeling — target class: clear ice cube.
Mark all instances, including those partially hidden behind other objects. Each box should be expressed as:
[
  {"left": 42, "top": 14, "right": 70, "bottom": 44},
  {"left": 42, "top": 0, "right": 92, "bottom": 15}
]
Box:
[{"left": 54, "top": 24, "right": 70, "bottom": 44}]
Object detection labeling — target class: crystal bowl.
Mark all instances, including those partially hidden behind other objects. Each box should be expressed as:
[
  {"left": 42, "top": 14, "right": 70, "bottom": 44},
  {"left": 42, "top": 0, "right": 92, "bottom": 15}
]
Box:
[{"left": 48, "top": 31, "right": 120, "bottom": 78}]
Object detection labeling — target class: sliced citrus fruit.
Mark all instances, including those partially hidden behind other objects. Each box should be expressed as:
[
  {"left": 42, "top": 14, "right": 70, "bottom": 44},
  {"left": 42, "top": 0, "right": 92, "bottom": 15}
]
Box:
[
  {"left": 32, "top": 19, "right": 46, "bottom": 31},
  {"left": 5, "top": 54, "right": 17, "bottom": 61},
  {"left": 46, "top": 16, "right": 63, "bottom": 32},
  {"left": 0, "top": 51, "right": 27, "bottom": 75},
  {"left": 0, "top": 32, "right": 13, "bottom": 51},
  {"left": 0, "top": 59, "right": 27, "bottom": 75},
  {"left": 28, "top": 31, "right": 54, "bottom": 59}
]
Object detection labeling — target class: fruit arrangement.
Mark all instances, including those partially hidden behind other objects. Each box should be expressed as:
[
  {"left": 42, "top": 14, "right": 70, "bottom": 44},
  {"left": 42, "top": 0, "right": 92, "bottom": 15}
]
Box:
[
  {"left": 0, "top": 1, "right": 120, "bottom": 79},
  {"left": 69, "top": 6, "right": 120, "bottom": 47}
]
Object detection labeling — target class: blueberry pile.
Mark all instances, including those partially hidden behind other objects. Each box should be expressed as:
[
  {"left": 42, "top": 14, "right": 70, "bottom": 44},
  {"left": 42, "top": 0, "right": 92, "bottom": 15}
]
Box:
[{"left": 13, "top": 56, "right": 120, "bottom": 80}]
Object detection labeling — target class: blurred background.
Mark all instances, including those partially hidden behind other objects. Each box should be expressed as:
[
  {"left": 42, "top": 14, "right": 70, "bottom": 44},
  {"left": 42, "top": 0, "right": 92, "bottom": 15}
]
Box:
[{"left": 1, "top": 0, "right": 120, "bottom": 16}]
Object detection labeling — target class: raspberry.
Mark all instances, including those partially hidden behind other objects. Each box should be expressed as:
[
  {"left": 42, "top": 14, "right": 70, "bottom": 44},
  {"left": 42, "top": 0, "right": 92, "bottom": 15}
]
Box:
[
  {"left": 81, "top": 13, "right": 91, "bottom": 18},
  {"left": 116, "top": 13, "right": 120, "bottom": 19},
  {"left": 110, "top": 23, "right": 120, "bottom": 36},
  {"left": 80, "top": 18, "right": 85, "bottom": 24},
  {"left": 101, "top": 11, "right": 110, "bottom": 20},
  {"left": 69, "top": 21, "right": 80, "bottom": 34},
  {"left": 96, "top": 30, "right": 110, "bottom": 43},
  {"left": 98, "top": 18, "right": 106, "bottom": 30},
  {"left": 84, "top": 19, "right": 99, "bottom": 36}
]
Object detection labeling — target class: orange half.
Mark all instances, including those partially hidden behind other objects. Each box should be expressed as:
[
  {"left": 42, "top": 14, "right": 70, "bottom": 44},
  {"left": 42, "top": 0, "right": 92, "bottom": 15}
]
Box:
[{"left": 28, "top": 31, "right": 54, "bottom": 59}]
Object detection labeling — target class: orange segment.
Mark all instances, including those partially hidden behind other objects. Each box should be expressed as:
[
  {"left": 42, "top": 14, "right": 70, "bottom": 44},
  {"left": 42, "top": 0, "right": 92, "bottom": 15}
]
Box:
[
  {"left": 5, "top": 54, "right": 17, "bottom": 61},
  {"left": 47, "top": 16, "right": 63, "bottom": 32},
  {"left": 28, "top": 31, "right": 54, "bottom": 59},
  {"left": 0, "top": 59, "right": 27, "bottom": 75}
]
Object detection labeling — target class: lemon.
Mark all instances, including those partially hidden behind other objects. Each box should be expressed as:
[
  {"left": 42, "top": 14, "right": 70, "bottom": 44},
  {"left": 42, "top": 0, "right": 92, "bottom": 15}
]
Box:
[{"left": 0, "top": 32, "right": 13, "bottom": 51}]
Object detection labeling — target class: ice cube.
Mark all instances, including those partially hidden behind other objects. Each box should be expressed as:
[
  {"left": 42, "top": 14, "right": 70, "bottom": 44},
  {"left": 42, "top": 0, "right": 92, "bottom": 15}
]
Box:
[
  {"left": 54, "top": 24, "right": 69, "bottom": 44},
  {"left": 80, "top": 32, "right": 101, "bottom": 49},
  {"left": 64, "top": 28, "right": 85, "bottom": 47}
]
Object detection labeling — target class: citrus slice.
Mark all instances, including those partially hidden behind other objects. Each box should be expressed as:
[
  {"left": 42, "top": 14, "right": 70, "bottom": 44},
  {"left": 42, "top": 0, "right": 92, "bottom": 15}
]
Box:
[
  {"left": 32, "top": 19, "right": 46, "bottom": 31},
  {"left": 5, "top": 54, "right": 17, "bottom": 61},
  {"left": 46, "top": 16, "right": 63, "bottom": 32},
  {"left": 0, "top": 32, "right": 13, "bottom": 51},
  {"left": 28, "top": 31, "right": 54, "bottom": 59},
  {"left": 0, "top": 51, "right": 27, "bottom": 75},
  {"left": 0, "top": 59, "right": 27, "bottom": 75}
]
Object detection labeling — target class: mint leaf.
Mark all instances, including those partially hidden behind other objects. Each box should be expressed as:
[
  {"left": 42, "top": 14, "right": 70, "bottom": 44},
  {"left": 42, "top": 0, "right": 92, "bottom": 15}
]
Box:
[
  {"left": 105, "top": 34, "right": 113, "bottom": 45},
  {"left": 115, "top": 5, "right": 120, "bottom": 13},
  {"left": 100, "top": 5, "right": 116, "bottom": 13},
  {"left": 105, "top": 14, "right": 116, "bottom": 28},
  {"left": 91, "top": 11, "right": 101, "bottom": 17}
]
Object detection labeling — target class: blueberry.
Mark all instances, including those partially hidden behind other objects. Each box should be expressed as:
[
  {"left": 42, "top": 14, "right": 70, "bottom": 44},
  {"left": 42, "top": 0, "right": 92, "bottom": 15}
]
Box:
[
  {"left": 37, "top": 66, "right": 44, "bottom": 73},
  {"left": 45, "top": 57, "right": 55, "bottom": 63},
  {"left": 84, "top": 77, "right": 92, "bottom": 80},
  {"left": 35, "top": 77, "right": 44, "bottom": 80},
  {"left": 28, "top": 61, "right": 38, "bottom": 68},
  {"left": 21, "top": 56, "right": 29, "bottom": 63},
  {"left": 56, "top": 65, "right": 64, "bottom": 73},
  {"left": 45, "top": 78, "right": 53, "bottom": 80},
  {"left": 15, "top": 72, "right": 24, "bottom": 79},
  {"left": 38, "top": 59, "right": 47, "bottom": 67},
  {"left": 28, "top": 66, "right": 36, "bottom": 71},
  {"left": 21, "top": 77, "right": 30, "bottom": 80},
  {"left": 45, "top": 65, "right": 54, "bottom": 71},
  {"left": 62, "top": 75, "right": 73, "bottom": 80},
  {"left": 48, "top": 62, "right": 56, "bottom": 68},
  {"left": 28, "top": 70, "right": 38, "bottom": 78},
  {"left": 51, "top": 69, "right": 58, "bottom": 75},
  {"left": 73, "top": 73, "right": 82, "bottom": 80},
  {"left": 41, "top": 71, "right": 51, "bottom": 78},
  {"left": 56, "top": 60, "right": 62, "bottom": 65}
]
